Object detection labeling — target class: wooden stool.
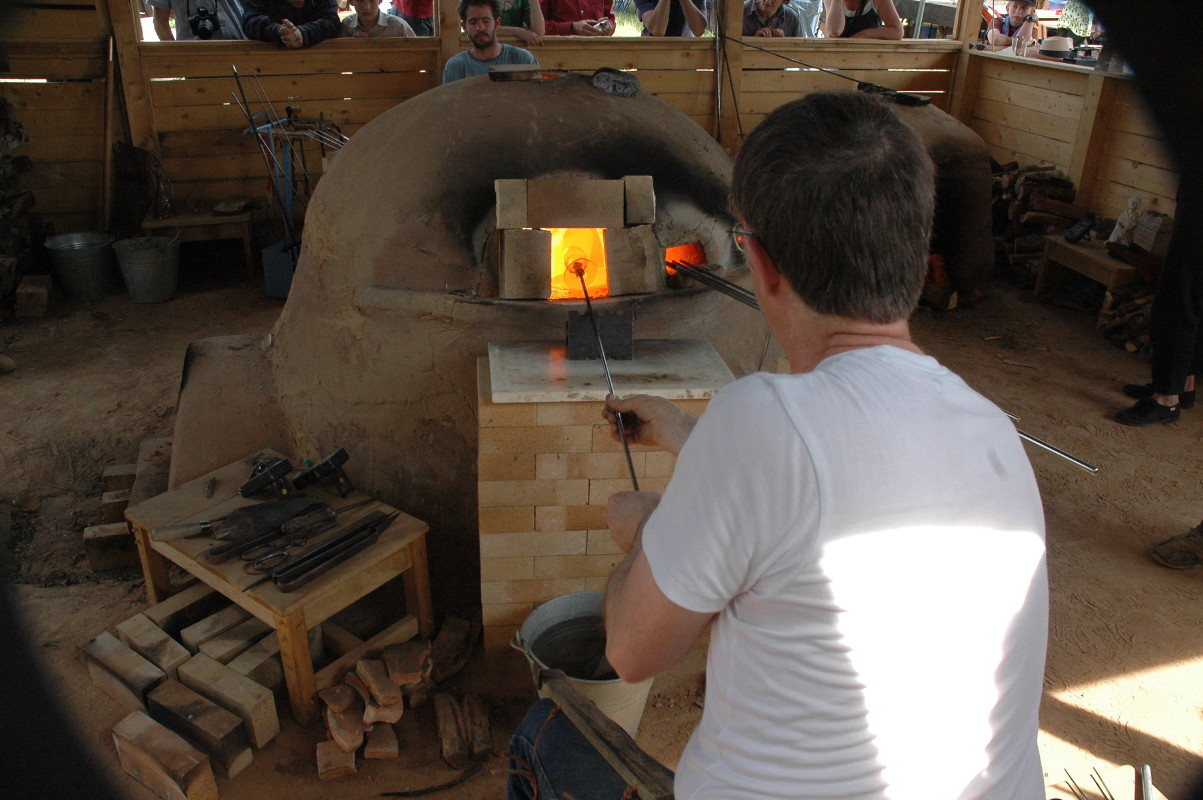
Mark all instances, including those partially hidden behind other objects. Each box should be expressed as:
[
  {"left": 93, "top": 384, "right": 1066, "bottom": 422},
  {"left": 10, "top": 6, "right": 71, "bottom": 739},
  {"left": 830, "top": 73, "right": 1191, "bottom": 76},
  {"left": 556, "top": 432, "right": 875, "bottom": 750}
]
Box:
[
  {"left": 142, "top": 211, "right": 255, "bottom": 279},
  {"left": 1034, "top": 235, "right": 1138, "bottom": 313}
]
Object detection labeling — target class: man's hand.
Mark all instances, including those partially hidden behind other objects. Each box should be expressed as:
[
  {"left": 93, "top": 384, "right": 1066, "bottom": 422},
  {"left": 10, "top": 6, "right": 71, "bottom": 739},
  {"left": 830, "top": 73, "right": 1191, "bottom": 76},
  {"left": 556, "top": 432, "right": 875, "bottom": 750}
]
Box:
[
  {"left": 603, "top": 393, "right": 697, "bottom": 456},
  {"left": 607, "top": 491, "right": 661, "bottom": 554},
  {"left": 280, "top": 19, "right": 305, "bottom": 48},
  {"left": 511, "top": 27, "right": 543, "bottom": 44},
  {"left": 352, "top": 30, "right": 372, "bottom": 38},
  {"left": 571, "top": 18, "right": 609, "bottom": 35},
  {"left": 754, "top": 26, "right": 784, "bottom": 37}
]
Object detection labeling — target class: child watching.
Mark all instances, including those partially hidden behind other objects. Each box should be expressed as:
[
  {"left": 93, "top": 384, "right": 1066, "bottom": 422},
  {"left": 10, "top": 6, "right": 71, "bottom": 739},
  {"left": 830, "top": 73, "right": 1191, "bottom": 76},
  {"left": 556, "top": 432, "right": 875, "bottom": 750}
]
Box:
[{"left": 988, "top": 0, "right": 1038, "bottom": 48}]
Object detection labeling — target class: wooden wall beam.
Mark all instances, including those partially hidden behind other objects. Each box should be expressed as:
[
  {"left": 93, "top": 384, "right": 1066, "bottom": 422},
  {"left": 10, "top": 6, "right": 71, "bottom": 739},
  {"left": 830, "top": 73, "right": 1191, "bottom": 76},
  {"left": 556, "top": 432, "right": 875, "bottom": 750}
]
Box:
[
  {"left": 1068, "top": 72, "right": 1116, "bottom": 211},
  {"left": 102, "top": 0, "right": 158, "bottom": 151}
]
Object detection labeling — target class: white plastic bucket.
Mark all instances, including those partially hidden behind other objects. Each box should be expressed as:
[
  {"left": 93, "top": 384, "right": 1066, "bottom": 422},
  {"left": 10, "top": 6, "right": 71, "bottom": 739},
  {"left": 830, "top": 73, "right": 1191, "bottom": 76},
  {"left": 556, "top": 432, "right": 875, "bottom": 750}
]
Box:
[{"left": 511, "top": 591, "right": 653, "bottom": 738}]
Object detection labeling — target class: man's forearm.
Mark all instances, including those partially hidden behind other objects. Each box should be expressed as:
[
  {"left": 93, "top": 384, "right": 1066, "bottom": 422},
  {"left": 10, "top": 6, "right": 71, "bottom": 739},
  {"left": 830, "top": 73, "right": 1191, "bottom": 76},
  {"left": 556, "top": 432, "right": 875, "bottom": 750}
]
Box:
[{"left": 681, "top": 0, "right": 707, "bottom": 35}]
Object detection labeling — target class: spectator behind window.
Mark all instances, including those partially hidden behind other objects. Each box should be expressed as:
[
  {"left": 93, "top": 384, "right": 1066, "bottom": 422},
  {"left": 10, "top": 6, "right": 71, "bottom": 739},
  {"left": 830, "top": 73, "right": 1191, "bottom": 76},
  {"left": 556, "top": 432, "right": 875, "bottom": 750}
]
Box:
[
  {"left": 388, "top": 0, "right": 433, "bottom": 35},
  {"left": 342, "top": 0, "right": 416, "bottom": 35},
  {"left": 497, "top": 0, "right": 546, "bottom": 45},
  {"left": 149, "top": 0, "right": 248, "bottom": 40},
  {"left": 742, "top": 0, "right": 821, "bottom": 37},
  {"left": 242, "top": 0, "right": 342, "bottom": 47},
  {"left": 635, "top": 0, "right": 707, "bottom": 37},
  {"left": 540, "top": 0, "right": 615, "bottom": 36}
]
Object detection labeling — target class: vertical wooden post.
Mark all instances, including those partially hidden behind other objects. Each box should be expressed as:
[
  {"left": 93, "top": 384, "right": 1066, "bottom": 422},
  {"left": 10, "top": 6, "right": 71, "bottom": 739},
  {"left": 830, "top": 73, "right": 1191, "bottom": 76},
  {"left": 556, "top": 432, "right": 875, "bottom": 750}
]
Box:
[
  {"left": 102, "top": 0, "right": 159, "bottom": 152},
  {"left": 716, "top": 0, "right": 746, "bottom": 153},
  {"left": 952, "top": 0, "right": 983, "bottom": 44},
  {"left": 439, "top": 0, "right": 462, "bottom": 82},
  {"left": 948, "top": 49, "right": 983, "bottom": 124},
  {"left": 1067, "top": 73, "right": 1116, "bottom": 213}
]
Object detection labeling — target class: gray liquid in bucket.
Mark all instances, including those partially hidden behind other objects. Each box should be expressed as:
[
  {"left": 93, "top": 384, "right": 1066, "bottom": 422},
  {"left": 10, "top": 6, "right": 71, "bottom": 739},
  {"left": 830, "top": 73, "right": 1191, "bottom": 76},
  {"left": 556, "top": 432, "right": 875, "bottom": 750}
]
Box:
[{"left": 530, "top": 615, "right": 617, "bottom": 681}]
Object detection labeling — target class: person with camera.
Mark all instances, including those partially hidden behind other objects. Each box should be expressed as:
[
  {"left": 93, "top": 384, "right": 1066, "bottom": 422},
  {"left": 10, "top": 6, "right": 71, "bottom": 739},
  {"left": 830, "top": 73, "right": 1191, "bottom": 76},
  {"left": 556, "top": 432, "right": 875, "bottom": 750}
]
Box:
[
  {"left": 149, "top": 0, "right": 247, "bottom": 40},
  {"left": 242, "top": 0, "right": 341, "bottom": 48},
  {"left": 540, "top": 0, "right": 615, "bottom": 35}
]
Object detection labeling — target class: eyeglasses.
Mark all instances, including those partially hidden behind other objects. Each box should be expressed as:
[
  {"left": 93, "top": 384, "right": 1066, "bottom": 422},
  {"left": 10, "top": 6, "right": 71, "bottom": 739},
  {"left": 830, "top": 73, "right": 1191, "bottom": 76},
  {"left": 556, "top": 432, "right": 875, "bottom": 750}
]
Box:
[{"left": 728, "top": 227, "right": 758, "bottom": 254}]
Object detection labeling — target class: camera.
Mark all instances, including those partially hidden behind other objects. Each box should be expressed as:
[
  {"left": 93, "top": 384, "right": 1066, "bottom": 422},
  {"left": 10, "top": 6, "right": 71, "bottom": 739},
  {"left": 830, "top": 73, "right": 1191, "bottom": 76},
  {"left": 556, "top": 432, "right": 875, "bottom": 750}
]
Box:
[{"left": 188, "top": 4, "right": 221, "bottom": 39}]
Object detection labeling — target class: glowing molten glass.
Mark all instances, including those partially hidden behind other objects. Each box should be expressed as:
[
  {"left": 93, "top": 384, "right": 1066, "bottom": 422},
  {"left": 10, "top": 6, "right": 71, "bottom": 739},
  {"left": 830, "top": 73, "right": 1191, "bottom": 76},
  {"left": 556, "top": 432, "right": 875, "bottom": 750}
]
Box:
[
  {"left": 549, "top": 228, "right": 609, "bottom": 300},
  {"left": 665, "top": 243, "right": 706, "bottom": 274}
]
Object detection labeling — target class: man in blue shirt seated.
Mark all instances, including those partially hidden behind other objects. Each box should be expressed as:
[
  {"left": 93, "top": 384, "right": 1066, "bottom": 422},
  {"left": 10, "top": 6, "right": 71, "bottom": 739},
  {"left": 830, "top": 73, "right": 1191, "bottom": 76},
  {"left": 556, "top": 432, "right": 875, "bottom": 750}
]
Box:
[
  {"left": 635, "top": 0, "right": 707, "bottom": 37},
  {"left": 443, "top": 0, "right": 540, "bottom": 83},
  {"left": 242, "top": 0, "right": 340, "bottom": 47}
]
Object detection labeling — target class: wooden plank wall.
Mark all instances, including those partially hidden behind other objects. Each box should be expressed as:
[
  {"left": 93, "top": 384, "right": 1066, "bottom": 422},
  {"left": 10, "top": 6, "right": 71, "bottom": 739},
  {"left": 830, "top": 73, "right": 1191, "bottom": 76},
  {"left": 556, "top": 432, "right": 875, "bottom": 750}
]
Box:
[
  {"left": 138, "top": 39, "right": 440, "bottom": 210},
  {"left": 0, "top": 0, "right": 113, "bottom": 233},
  {"left": 955, "top": 51, "right": 1178, "bottom": 219},
  {"left": 731, "top": 39, "right": 959, "bottom": 135}
]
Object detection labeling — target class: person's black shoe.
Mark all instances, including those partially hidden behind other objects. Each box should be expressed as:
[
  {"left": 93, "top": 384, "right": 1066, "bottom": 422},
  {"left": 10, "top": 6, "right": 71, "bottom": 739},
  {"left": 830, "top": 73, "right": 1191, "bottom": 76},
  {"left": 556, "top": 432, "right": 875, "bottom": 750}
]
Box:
[
  {"left": 1116, "top": 397, "right": 1181, "bottom": 426},
  {"left": 1122, "top": 382, "right": 1196, "bottom": 409}
]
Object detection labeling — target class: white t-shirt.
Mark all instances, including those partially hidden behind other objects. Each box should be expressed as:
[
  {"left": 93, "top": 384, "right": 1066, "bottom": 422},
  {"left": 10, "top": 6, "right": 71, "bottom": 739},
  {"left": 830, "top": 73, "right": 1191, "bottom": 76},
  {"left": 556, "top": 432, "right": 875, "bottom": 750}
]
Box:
[{"left": 642, "top": 346, "right": 1047, "bottom": 800}]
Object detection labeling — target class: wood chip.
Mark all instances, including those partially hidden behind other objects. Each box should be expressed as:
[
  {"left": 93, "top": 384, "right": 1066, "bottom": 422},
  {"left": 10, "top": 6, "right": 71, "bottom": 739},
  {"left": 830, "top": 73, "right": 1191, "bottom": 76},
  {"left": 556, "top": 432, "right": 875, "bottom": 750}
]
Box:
[
  {"left": 429, "top": 618, "right": 480, "bottom": 684},
  {"left": 432, "top": 693, "right": 470, "bottom": 770}
]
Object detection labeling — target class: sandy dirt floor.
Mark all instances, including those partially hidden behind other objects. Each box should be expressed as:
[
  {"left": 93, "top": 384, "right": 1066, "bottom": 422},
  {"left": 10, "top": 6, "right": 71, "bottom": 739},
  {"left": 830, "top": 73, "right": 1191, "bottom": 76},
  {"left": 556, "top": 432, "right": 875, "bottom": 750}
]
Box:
[{"left": 2, "top": 257, "right": 1201, "bottom": 800}]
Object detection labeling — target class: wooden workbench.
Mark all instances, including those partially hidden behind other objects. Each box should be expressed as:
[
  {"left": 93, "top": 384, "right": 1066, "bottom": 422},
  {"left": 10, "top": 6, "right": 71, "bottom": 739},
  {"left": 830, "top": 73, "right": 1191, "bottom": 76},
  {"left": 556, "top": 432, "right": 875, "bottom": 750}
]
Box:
[
  {"left": 1034, "top": 235, "right": 1138, "bottom": 315},
  {"left": 142, "top": 211, "right": 255, "bottom": 278},
  {"left": 124, "top": 454, "right": 433, "bottom": 724}
]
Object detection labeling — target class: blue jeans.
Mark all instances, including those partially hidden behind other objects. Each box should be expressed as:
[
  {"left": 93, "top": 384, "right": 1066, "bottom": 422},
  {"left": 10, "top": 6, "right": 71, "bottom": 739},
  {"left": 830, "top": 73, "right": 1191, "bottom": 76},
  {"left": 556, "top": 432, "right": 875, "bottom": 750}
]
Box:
[
  {"left": 387, "top": 7, "right": 434, "bottom": 35},
  {"left": 506, "top": 698, "right": 674, "bottom": 800}
]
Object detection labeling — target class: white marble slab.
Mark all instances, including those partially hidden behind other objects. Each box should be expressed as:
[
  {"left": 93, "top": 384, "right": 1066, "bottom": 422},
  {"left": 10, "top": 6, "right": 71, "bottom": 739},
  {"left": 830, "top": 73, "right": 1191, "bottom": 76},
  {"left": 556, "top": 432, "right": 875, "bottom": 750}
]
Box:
[{"left": 487, "top": 339, "right": 735, "bottom": 404}]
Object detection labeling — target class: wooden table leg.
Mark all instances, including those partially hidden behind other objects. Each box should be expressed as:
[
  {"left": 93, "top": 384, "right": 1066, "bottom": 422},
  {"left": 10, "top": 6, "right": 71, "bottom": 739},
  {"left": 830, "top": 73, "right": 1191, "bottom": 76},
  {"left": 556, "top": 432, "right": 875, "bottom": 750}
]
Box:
[
  {"left": 132, "top": 524, "right": 174, "bottom": 604},
  {"left": 240, "top": 220, "right": 254, "bottom": 279},
  {"left": 277, "top": 612, "right": 318, "bottom": 725},
  {"left": 403, "top": 534, "right": 435, "bottom": 638}
]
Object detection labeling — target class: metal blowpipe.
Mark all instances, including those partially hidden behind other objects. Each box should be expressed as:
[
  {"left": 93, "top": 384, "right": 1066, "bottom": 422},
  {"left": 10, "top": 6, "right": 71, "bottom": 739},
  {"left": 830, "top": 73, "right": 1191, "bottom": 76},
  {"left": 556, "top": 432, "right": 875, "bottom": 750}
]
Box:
[
  {"left": 670, "top": 259, "right": 1099, "bottom": 474},
  {"left": 571, "top": 261, "right": 640, "bottom": 491}
]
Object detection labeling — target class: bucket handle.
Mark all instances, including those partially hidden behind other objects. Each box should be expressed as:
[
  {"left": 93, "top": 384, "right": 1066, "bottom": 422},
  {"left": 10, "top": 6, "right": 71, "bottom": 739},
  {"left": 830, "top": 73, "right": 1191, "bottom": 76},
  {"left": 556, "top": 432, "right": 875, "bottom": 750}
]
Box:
[{"left": 510, "top": 631, "right": 533, "bottom": 659}]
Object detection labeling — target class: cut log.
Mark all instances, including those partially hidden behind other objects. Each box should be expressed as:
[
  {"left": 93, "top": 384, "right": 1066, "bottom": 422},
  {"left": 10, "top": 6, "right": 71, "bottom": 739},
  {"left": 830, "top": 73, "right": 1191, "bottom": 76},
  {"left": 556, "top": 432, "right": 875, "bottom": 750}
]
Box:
[
  {"left": 316, "top": 740, "right": 357, "bottom": 779},
  {"left": 432, "top": 693, "right": 470, "bottom": 770},
  {"left": 461, "top": 694, "right": 493, "bottom": 758},
  {"left": 356, "top": 659, "right": 402, "bottom": 706},
  {"left": 429, "top": 618, "right": 480, "bottom": 684}
]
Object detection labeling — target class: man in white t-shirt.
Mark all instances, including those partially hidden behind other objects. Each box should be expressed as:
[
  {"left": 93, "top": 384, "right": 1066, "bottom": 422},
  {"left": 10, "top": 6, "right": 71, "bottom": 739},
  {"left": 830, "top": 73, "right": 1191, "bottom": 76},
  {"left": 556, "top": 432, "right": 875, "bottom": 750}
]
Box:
[{"left": 507, "top": 91, "right": 1048, "bottom": 800}]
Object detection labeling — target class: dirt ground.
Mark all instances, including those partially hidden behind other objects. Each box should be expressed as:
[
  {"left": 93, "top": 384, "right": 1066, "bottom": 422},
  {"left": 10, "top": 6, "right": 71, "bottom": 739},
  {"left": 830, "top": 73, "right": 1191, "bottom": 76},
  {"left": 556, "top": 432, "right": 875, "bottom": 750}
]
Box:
[{"left": 2, "top": 252, "right": 1202, "bottom": 800}]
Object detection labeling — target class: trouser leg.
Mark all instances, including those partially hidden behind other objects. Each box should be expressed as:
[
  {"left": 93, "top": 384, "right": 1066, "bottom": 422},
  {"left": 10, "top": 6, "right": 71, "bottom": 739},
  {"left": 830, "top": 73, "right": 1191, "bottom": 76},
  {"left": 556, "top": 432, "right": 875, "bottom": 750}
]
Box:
[
  {"left": 1150, "top": 179, "right": 1203, "bottom": 396},
  {"left": 507, "top": 698, "right": 664, "bottom": 800}
]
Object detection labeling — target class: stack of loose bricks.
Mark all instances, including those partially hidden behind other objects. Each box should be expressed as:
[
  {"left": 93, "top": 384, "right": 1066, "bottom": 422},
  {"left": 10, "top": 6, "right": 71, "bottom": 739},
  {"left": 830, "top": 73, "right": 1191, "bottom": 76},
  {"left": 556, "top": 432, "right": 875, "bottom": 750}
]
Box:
[
  {"left": 84, "top": 437, "right": 173, "bottom": 572},
  {"left": 81, "top": 582, "right": 299, "bottom": 800},
  {"left": 477, "top": 358, "right": 710, "bottom": 652}
]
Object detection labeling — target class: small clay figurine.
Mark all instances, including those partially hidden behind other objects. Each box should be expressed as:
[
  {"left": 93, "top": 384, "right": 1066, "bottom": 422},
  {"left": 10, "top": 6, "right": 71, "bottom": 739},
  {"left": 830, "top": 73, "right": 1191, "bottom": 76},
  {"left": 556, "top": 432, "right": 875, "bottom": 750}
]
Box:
[{"left": 1108, "top": 196, "right": 1141, "bottom": 246}]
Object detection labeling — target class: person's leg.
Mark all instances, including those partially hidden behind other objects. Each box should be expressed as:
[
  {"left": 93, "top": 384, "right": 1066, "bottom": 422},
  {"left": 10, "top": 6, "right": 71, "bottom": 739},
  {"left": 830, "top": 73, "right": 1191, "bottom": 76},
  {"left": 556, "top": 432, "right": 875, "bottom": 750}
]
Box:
[
  {"left": 1149, "top": 179, "right": 1203, "bottom": 399},
  {"left": 507, "top": 698, "right": 667, "bottom": 800},
  {"left": 1117, "top": 178, "right": 1203, "bottom": 424}
]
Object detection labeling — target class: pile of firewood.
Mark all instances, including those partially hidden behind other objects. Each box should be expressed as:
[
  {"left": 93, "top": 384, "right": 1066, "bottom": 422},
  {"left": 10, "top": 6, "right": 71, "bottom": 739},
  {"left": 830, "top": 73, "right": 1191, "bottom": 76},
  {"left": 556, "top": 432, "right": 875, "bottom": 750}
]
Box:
[
  {"left": 316, "top": 617, "right": 484, "bottom": 779},
  {"left": 991, "top": 163, "right": 1103, "bottom": 289},
  {"left": 1097, "top": 281, "right": 1155, "bottom": 356},
  {"left": 0, "top": 97, "right": 37, "bottom": 309}
]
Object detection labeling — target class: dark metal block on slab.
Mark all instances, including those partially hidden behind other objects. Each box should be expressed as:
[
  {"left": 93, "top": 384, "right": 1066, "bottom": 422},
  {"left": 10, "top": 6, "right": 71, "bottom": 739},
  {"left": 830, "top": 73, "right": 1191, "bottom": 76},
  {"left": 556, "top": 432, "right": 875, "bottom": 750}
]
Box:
[{"left": 566, "top": 306, "right": 633, "bottom": 360}]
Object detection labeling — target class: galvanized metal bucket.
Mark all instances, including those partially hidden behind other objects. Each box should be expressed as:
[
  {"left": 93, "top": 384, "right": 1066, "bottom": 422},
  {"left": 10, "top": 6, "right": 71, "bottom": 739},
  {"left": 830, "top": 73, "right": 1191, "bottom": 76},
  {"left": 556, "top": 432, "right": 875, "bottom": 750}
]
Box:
[
  {"left": 45, "top": 231, "right": 115, "bottom": 301},
  {"left": 114, "top": 235, "right": 180, "bottom": 303},
  {"left": 511, "top": 591, "right": 654, "bottom": 738}
]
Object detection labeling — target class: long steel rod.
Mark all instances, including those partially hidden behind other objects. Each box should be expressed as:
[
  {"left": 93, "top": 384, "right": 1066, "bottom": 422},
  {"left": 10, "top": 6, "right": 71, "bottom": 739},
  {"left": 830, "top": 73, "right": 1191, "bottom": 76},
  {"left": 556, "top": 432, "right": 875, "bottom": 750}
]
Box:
[
  {"left": 572, "top": 263, "right": 639, "bottom": 491},
  {"left": 672, "top": 260, "right": 1099, "bottom": 473}
]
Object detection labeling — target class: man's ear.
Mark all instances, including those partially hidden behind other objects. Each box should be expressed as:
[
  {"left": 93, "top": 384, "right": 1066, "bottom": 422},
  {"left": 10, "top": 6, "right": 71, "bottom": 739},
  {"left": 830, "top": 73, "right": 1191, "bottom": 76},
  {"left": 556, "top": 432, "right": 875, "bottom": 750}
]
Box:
[{"left": 745, "top": 236, "right": 783, "bottom": 297}]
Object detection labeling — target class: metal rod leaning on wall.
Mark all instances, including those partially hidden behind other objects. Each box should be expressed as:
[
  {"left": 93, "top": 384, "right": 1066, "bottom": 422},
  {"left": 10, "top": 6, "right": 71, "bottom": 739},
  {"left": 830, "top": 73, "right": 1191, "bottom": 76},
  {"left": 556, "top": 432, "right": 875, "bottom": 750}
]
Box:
[{"left": 671, "top": 260, "right": 1100, "bottom": 474}]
